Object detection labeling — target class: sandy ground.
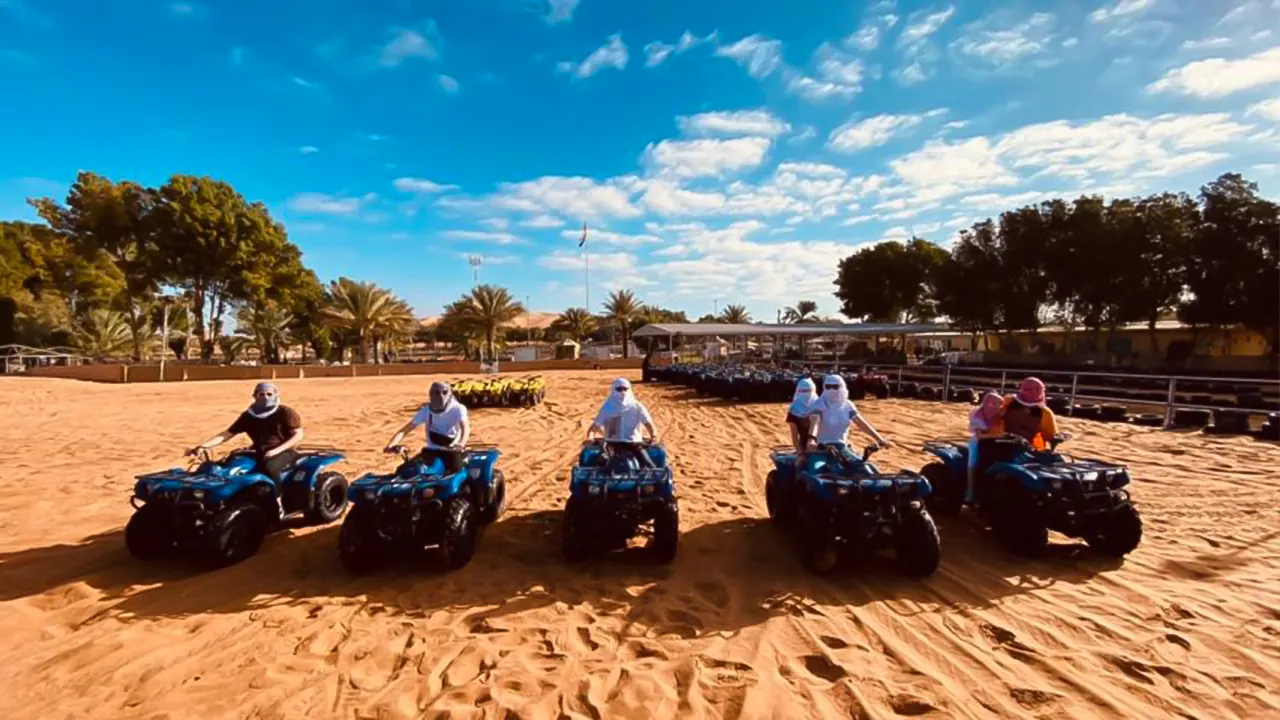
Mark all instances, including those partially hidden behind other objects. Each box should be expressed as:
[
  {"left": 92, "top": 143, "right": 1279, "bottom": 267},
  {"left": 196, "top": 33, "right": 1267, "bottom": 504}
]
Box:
[{"left": 1, "top": 370, "right": 1278, "bottom": 720}]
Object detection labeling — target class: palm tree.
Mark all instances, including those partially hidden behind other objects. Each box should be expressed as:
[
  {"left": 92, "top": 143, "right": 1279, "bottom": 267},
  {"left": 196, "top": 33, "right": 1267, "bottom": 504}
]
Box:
[
  {"left": 73, "top": 309, "right": 135, "bottom": 358},
  {"left": 549, "top": 307, "right": 598, "bottom": 341},
  {"left": 438, "top": 285, "right": 524, "bottom": 361},
  {"left": 218, "top": 335, "right": 249, "bottom": 363},
  {"left": 783, "top": 300, "right": 819, "bottom": 324},
  {"left": 719, "top": 304, "right": 751, "bottom": 324},
  {"left": 236, "top": 303, "right": 294, "bottom": 364},
  {"left": 601, "top": 289, "right": 642, "bottom": 358},
  {"left": 321, "top": 278, "right": 416, "bottom": 363}
]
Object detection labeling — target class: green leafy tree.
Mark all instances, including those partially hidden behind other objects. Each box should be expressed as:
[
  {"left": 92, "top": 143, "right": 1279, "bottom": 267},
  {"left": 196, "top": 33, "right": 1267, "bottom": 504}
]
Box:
[
  {"left": 549, "top": 307, "right": 598, "bottom": 341},
  {"left": 600, "top": 289, "right": 642, "bottom": 358},
  {"left": 73, "top": 308, "right": 135, "bottom": 358},
  {"left": 322, "top": 278, "right": 417, "bottom": 363},
  {"left": 783, "top": 300, "right": 819, "bottom": 323},
  {"left": 934, "top": 222, "right": 1001, "bottom": 349},
  {"left": 1126, "top": 192, "right": 1200, "bottom": 354},
  {"left": 719, "top": 304, "right": 751, "bottom": 323},
  {"left": 833, "top": 238, "right": 948, "bottom": 322},
  {"left": 236, "top": 302, "right": 294, "bottom": 364}
]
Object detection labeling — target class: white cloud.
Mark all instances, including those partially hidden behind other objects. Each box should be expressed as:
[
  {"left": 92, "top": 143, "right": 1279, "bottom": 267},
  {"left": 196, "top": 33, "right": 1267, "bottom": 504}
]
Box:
[
  {"left": 291, "top": 76, "right": 319, "bottom": 90},
  {"left": 287, "top": 192, "right": 376, "bottom": 216},
  {"left": 893, "top": 6, "right": 955, "bottom": 85},
  {"left": 1180, "top": 37, "right": 1233, "bottom": 51},
  {"left": 299, "top": 145, "right": 319, "bottom": 155},
  {"left": 459, "top": 252, "right": 519, "bottom": 265},
  {"left": 847, "top": 25, "right": 881, "bottom": 51},
  {"left": 1253, "top": 30, "right": 1274, "bottom": 42},
  {"left": 951, "top": 12, "right": 1057, "bottom": 70},
  {"left": 828, "top": 110, "right": 946, "bottom": 153},
  {"left": 561, "top": 228, "right": 660, "bottom": 247},
  {"left": 715, "top": 34, "right": 783, "bottom": 78},
  {"left": 520, "top": 214, "right": 566, "bottom": 228},
  {"left": 643, "top": 136, "right": 772, "bottom": 179},
  {"left": 1088, "top": 0, "right": 1154, "bottom": 24},
  {"left": 676, "top": 109, "right": 791, "bottom": 137},
  {"left": 380, "top": 24, "right": 440, "bottom": 67},
  {"left": 490, "top": 176, "right": 642, "bottom": 219},
  {"left": 1147, "top": 48, "right": 1280, "bottom": 98},
  {"left": 393, "top": 177, "right": 458, "bottom": 193},
  {"left": 789, "top": 126, "right": 818, "bottom": 144},
  {"left": 1247, "top": 97, "right": 1280, "bottom": 121},
  {"left": 786, "top": 43, "right": 866, "bottom": 101},
  {"left": 538, "top": 250, "right": 637, "bottom": 271},
  {"left": 169, "top": 2, "right": 195, "bottom": 15},
  {"left": 544, "top": 0, "right": 579, "bottom": 24},
  {"left": 559, "top": 34, "right": 629, "bottom": 79},
  {"left": 437, "top": 74, "right": 460, "bottom": 93},
  {"left": 1062, "top": 37, "right": 1079, "bottom": 48},
  {"left": 645, "top": 31, "right": 715, "bottom": 67},
  {"left": 776, "top": 162, "right": 847, "bottom": 178},
  {"left": 479, "top": 217, "right": 510, "bottom": 230},
  {"left": 441, "top": 230, "right": 528, "bottom": 245}
]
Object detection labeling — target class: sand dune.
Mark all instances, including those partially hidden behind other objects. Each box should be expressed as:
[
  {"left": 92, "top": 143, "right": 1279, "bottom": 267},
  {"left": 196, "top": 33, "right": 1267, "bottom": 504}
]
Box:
[{"left": 1, "top": 371, "right": 1278, "bottom": 720}]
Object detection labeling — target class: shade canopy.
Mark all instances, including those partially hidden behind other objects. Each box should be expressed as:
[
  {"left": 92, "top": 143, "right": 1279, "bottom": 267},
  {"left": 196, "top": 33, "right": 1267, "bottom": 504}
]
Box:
[{"left": 632, "top": 322, "right": 945, "bottom": 338}]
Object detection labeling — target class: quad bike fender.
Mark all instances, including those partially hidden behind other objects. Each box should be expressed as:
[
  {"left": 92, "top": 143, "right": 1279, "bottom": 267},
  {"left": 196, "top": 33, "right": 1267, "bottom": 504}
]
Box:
[
  {"left": 922, "top": 444, "right": 967, "bottom": 477},
  {"left": 464, "top": 448, "right": 501, "bottom": 479},
  {"left": 293, "top": 453, "right": 346, "bottom": 478}
]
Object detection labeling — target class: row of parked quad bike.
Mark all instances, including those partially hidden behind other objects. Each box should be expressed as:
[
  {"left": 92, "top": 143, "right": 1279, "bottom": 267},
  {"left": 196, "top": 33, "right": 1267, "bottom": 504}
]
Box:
[
  {"left": 125, "top": 431, "right": 1142, "bottom": 577},
  {"left": 647, "top": 364, "right": 893, "bottom": 402}
]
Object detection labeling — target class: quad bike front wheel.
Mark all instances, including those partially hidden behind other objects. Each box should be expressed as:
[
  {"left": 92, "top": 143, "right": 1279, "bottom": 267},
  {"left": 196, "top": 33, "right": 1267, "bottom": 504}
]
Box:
[
  {"left": 125, "top": 503, "right": 179, "bottom": 561},
  {"left": 920, "top": 462, "right": 962, "bottom": 517},
  {"left": 436, "top": 498, "right": 478, "bottom": 570},
  {"left": 764, "top": 470, "right": 783, "bottom": 525},
  {"left": 202, "top": 503, "right": 268, "bottom": 569},
  {"left": 561, "top": 496, "right": 591, "bottom": 563},
  {"left": 306, "top": 471, "right": 349, "bottom": 525},
  {"left": 1087, "top": 504, "right": 1143, "bottom": 558},
  {"left": 338, "top": 504, "right": 385, "bottom": 574},
  {"left": 896, "top": 505, "right": 942, "bottom": 577},
  {"left": 476, "top": 470, "right": 506, "bottom": 526},
  {"left": 650, "top": 499, "right": 679, "bottom": 563}
]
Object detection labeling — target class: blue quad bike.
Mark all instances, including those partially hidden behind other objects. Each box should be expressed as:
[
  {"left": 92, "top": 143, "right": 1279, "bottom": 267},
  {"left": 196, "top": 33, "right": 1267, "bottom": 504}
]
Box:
[
  {"left": 128, "top": 447, "right": 350, "bottom": 568},
  {"left": 919, "top": 433, "right": 1142, "bottom": 558},
  {"left": 562, "top": 439, "right": 679, "bottom": 563},
  {"left": 338, "top": 444, "right": 506, "bottom": 573},
  {"left": 765, "top": 443, "right": 940, "bottom": 576}
]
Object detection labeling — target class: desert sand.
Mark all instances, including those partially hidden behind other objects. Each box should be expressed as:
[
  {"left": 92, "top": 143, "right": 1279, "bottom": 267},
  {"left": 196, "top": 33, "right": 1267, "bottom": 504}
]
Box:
[{"left": 1, "top": 370, "right": 1278, "bottom": 720}]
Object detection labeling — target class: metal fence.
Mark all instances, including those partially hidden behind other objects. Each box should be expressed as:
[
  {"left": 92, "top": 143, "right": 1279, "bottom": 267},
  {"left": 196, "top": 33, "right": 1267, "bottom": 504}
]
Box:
[{"left": 857, "top": 363, "right": 1279, "bottom": 430}]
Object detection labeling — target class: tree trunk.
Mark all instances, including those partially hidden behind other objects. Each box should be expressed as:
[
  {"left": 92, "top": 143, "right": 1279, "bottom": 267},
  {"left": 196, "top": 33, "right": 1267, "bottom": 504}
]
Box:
[
  {"left": 358, "top": 332, "right": 370, "bottom": 364},
  {"left": 1147, "top": 314, "right": 1159, "bottom": 361},
  {"left": 486, "top": 328, "right": 495, "bottom": 362}
]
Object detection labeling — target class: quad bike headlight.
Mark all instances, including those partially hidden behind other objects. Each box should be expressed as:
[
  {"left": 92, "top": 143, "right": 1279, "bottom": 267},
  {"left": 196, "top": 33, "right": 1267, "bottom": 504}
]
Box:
[
  {"left": 420, "top": 487, "right": 436, "bottom": 500},
  {"left": 641, "top": 484, "right": 656, "bottom": 496},
  {"left": 363, "top": 489, "right": 377, "bottom": 502},
  {"left": 588, "top": 483, "right": 603, "bottom": 496},
  {"left": 192, "top": 489, "right": 206, "bottom": 500},
  {"left": 468, "top": 468, "right": 481, "bottom": 479}
]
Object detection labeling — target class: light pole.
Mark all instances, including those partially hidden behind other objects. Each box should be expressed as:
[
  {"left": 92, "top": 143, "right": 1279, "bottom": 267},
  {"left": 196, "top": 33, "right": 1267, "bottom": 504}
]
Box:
[
  {"left": 159, "top": 295, "right": 176, "bottom": 381},
  {"left": 468, "top": 255, "right": 483, "bottom": 286},
  {"left": 713, "top": 299, "right": 719, "bottom": 318}
]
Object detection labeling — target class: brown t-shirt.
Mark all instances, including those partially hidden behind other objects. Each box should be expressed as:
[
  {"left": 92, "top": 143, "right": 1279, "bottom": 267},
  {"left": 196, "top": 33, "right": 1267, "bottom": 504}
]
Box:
[{"left": 228, "top": 405, "right": 302, "bottom": 454}]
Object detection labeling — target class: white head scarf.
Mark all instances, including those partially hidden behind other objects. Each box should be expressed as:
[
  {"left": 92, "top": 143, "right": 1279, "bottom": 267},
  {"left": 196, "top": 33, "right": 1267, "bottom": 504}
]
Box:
[
  {"left": 788, "top": 378, "right": 817, "bottom": 415},
  {"left": 821, "top": 374, "right": 849, "bottom": 406},
  {"left": 246, "top": 382, "right": 281, "bottom": 419},
  {"left": 598, "top": 377, "right": 638, "bottom": 417}
]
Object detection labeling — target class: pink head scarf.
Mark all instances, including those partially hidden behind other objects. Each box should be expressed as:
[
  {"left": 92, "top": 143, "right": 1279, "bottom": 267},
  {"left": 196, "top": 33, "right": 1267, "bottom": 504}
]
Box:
[
  {"left": 1015, "top": 377, "right": 1047, "bottom": 407},
  {"left": 971, "top": 392, "right": 1004, "bottom": 427}
]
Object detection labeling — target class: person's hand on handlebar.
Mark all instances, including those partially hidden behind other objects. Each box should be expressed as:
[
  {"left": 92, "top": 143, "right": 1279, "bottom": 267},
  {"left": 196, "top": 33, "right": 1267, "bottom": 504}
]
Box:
[{"left": 184, "top": 446, "right": 203, "bottom": 458}]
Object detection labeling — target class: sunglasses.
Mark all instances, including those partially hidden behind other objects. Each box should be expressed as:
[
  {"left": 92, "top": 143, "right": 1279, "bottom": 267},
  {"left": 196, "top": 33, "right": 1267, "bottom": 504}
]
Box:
[
  {"left": 255, "top": 392, "right": 276, "bottom": 398},
  {"left": 824, "top": 385, "right": 840, "bottom": 390},
  {"left": 614, "top": 386, "right": 628, "bottom": 392}
]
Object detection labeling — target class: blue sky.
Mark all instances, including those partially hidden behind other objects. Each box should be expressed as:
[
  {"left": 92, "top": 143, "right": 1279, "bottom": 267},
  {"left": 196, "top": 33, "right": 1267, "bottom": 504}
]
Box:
[{"left": 2, "top": 0, "right": 1279, "bottom": 322}]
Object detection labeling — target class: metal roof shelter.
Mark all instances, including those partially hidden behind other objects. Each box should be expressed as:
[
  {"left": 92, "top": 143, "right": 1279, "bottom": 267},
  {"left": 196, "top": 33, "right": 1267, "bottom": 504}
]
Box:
[{"left": 632, "top": 322, "right": 946, "bottom": 339}]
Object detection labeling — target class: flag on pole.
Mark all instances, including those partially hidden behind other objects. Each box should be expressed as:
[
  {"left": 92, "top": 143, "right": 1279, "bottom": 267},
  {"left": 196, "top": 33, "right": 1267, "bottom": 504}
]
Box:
[{"left": 578, "top": 223, "right": 588, "bottom": 247}]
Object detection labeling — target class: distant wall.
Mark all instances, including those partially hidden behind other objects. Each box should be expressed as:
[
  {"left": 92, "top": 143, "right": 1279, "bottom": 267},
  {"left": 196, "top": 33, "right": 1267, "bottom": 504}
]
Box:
[{"left": 21, "top": 357, "right": 644, "bottom": 384}]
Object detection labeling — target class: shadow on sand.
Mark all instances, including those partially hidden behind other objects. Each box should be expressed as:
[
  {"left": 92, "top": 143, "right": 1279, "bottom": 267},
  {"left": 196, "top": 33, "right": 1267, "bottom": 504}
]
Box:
[{"left": 0, "top": 507, "right": 1128, "bottom": 635}]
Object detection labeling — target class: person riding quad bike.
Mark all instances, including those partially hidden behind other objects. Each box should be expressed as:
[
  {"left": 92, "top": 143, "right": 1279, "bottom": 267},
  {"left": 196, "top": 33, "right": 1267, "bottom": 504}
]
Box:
[
  {"left": 585, "top": 378, "right": 659, "bottom": 467},
  {"left": 797, "top": 374, "right": 892, "bottom": 463},
  {"left": 186, "top": 382, "right": 305, "bottom": 516},
  {"left": 383, "top": 381, "right": 471, "bottom": 474}
]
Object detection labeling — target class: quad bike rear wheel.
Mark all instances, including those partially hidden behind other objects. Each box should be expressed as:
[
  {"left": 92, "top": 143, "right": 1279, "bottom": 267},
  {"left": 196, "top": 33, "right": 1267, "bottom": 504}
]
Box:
[
  {"left": 338, "top": 504, "right": 385, "bottom": 574},
  {"left": 798, "top": 504, "right": 839, "bottom": 575},
  {"left": 991, "top": 504, "right": 1048, "bottom": 557},
  {"left": 202, "top": 503, "right": 268, "bottom": 569},
  {"left": 477, "top": 470, "right": 506, "bottom": 525},
  {"left": 125, "top": 503, "right": 179, "bottom": 561},
  {"left": 895, "top": 505, "right": 942, "bottom": 577},
  {"left": 436, "top": 498, "right": 478, "bottom": 570},
  {"left": 1087, "top": 503, "right": 1143, "bottom": 558},
  {"left": 651, "top": 499, "right": 679, "bottom": 563},
  {"left": 306, "top": 471, "right": 349, "bottom": 525},
  {"left": 764, "top": 470, "right": 785, "bottom": 526}
]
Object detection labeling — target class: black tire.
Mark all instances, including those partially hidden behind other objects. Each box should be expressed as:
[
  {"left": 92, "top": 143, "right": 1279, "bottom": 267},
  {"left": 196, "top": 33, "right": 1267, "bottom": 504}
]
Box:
[
  {"left": 874, "top": 385, "right": 890, "bottom": 400},
  {"left": 306, "top": 471, "right": 349, "bottom": 525},
  {"left": 651, "top": 499, "right": 679, "bottom": 563},
  {"left": 850, "top": 386, "right": 867, "bottom": 401},
  {"left": 896, "top": 506, "right": 941, "bottom": 577},
  {"left": 798, "top": 508, "right": 839, "bottom": 575},
  {"left": 765, "top": 470, "right": 783, "bottom": 525},
  {"left": 476, "top": 470, "right": 506, "bottom": 526},
  {"left": 991, "top": 502, "right": 1048, "bottom": 557},
  {"left": 338, "top": 504, "right": 384, "bottom": 574},
  {"left": 437, "top": 498, "right": 478, "bottom": 570},
  {"left": 561, "top": 496, "right": 590, "bottom": 563},
  {"left": 920, "top": 462, "right": 962, "bottom": 517},
  {"left": 201, "top": 503, "right": 267, "bottom": 569},
  {"left": 125, "top": 503, "right": 178, "bottom": 561},
  {"left": 1088, "top": 503, "right": 1143, "bottom": 558}
]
